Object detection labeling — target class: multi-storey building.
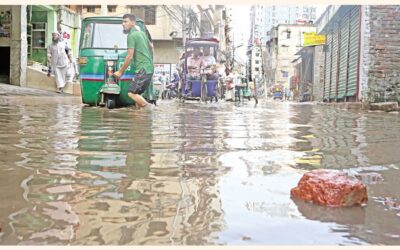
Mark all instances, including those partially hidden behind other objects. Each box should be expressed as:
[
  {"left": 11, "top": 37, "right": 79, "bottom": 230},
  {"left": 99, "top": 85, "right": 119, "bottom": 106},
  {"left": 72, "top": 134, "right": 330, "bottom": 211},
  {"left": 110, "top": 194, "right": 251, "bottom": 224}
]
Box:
[
  {"left": 247, "top": 5, "right": 265, "bottom": 82},
  {"left": 264, "top": 24, "right": 317, "bottom": 92},
  {"left": 264, "top": 6, "right": 317, "bottom": 39},
  {"left": 248, "top": 5, "right": 318, "bottom": 86}
]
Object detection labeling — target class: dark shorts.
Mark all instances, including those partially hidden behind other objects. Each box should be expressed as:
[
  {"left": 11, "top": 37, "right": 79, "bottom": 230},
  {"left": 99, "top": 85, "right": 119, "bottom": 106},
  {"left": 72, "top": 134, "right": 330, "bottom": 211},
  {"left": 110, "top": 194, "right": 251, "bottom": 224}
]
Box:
[{"left": 128, "top": 69, "right": 153, "bottom": 95}]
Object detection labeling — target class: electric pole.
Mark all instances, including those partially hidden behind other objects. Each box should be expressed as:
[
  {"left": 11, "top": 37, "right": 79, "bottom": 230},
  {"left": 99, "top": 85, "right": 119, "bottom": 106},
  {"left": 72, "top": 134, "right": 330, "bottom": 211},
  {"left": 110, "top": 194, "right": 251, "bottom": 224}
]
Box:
[{"left": 182, "top": 5, "right": 187, "bottom": 48}]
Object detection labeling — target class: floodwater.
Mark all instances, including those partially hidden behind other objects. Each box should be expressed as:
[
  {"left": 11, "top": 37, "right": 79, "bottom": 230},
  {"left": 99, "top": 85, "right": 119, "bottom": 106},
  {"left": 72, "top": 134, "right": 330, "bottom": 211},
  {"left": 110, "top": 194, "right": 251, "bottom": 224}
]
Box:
[{"left": 0, "top": 99, "right": 399, "bottom": 245}]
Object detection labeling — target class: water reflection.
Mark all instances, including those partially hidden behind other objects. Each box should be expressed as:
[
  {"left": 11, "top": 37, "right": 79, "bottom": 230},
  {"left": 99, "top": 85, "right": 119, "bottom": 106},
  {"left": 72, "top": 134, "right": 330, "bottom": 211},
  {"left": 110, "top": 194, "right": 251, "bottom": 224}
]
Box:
[
  {"left": 73, "top": 106, "right": 226, "bottom": 245},
  {"left": 0, "top": 100, "right": 399, "bottom": 245},
  {"left": 293, "top": 199, "right": 367, "bottom": 225}
]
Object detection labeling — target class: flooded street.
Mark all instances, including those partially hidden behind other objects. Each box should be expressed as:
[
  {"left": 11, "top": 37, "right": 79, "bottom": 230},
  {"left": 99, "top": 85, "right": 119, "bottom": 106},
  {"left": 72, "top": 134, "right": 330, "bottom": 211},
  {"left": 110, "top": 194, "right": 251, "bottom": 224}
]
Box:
[{"left": 0, "top": 99, "right": 400, "bottom": 245}]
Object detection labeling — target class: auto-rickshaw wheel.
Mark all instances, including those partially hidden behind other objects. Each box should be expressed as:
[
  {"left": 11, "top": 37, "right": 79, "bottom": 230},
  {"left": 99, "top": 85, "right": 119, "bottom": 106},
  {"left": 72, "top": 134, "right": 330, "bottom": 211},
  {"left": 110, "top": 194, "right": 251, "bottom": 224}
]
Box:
[{"left": 105, "top": 95, "right": 116, "bottom": 109}]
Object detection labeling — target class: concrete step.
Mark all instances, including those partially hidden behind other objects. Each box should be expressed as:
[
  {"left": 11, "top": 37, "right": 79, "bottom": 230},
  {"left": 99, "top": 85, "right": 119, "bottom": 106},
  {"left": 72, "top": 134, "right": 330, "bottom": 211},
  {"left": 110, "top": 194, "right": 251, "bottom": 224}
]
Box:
[
  {"left": 370, "top": 102, "right": 399, "bottom": 112},
  {"left": 27, "top": 66, "right": 81, "bottom": 96}
]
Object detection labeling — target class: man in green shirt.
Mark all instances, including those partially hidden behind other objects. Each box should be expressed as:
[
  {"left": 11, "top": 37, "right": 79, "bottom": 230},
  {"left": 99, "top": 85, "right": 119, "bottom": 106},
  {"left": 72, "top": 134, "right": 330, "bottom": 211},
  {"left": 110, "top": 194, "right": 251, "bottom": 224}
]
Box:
[{"left": 114, "top": 14, "right": 154, "bottom": 110}]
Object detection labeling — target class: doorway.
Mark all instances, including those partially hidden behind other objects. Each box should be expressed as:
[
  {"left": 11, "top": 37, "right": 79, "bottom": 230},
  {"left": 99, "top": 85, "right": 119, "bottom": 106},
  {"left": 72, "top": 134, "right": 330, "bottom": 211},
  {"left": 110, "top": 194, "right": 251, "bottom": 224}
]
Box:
[{"left": 0, "top": 47, "right": 10, "bottom": 83}]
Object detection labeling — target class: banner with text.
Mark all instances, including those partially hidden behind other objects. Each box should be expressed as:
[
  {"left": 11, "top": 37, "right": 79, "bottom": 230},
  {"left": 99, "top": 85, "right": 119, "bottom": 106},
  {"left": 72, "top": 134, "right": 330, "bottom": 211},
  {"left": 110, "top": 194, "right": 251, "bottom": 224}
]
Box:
[{"left": 303, "top": 32, "right": 326, "bottom": 47}]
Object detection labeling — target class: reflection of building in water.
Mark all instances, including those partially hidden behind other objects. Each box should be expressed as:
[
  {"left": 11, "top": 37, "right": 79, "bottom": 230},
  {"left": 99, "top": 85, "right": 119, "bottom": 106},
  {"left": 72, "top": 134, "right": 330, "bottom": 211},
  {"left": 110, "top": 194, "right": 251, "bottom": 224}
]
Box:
[
  {"left": 289, "top": 105, "right": 367, "bottom": 170},
  {"left": 290, "top": 106, "right": 400, "bottom": 245},
  {"left": 246, "top": 201, "right": 299, "bottom": 218},
  {"left": 2, "top": 104, "right": 83, "bottom": 244},
  {"left": 69, "top": 107, "right": 226, "bottom": 244},
  {"left": 0, "top": 105, "right": 32, "bottom": 244}
]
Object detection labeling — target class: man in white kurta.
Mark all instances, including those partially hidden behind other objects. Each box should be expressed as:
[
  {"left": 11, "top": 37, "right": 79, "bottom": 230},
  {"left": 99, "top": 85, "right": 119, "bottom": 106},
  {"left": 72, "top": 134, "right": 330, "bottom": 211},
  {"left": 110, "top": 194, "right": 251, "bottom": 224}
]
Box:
[{"left": 47, "top": 32, "right": 72, "bottom": 93}]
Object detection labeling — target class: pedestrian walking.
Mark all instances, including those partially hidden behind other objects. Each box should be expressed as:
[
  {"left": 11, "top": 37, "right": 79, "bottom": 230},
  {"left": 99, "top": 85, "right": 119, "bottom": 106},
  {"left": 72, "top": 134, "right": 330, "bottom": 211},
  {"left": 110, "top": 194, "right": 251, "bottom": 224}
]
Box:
[
  {"left": 159, "top": 72, "right": 168, "bottom": 90},
  {"left": 113, "top": 14, "right": 154, "bottom": 110},
  {"left": 47, "top": 32, "right": 72, "bottom": 93}
]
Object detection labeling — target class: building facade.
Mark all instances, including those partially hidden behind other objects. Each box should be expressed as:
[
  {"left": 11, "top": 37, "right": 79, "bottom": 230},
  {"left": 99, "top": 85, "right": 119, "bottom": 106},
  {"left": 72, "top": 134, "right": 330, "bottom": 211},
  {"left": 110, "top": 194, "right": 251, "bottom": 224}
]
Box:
[
  {"left": 247, "top": 6, "right": 264, "bottom": 82},
  {"left": 248, "top": 5, "right": 318, "bottom": 90},
  {"left": 291, "top": 45, "right": 325, "bottom": 101},
  {"left": 264, "top": 24, "right": 317, "bottom": 93},
  {"left": 317, "top": 5, "right": 400, "bottom": 103},
  {"left": 264, "top": 6, "right": 317, "bottom": 39},
  {"left": 0, "top": 6, "right": 28, "bottom": 86}
]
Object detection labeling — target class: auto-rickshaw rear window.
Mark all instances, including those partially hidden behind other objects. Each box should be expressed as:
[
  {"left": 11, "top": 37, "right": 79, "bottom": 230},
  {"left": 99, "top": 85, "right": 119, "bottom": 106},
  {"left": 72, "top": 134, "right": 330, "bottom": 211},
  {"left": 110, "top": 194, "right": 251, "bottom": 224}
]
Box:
[{"left": 81, "top": 22, "right": 127, "bottom": 49}]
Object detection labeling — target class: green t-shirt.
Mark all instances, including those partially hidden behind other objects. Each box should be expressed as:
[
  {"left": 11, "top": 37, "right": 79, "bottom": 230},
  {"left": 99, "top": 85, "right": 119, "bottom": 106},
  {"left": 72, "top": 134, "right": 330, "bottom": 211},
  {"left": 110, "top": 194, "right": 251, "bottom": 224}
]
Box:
[{"left": 127, "top": 28, "right": 154, "bottom": 74}]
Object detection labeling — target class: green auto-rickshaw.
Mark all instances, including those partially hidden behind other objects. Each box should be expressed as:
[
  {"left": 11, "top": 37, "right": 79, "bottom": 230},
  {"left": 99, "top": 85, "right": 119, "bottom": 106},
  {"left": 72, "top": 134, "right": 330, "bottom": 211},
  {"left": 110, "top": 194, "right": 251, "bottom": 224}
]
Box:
[{"left": 78, "top": 16, "right": 156, "bottom": 108}]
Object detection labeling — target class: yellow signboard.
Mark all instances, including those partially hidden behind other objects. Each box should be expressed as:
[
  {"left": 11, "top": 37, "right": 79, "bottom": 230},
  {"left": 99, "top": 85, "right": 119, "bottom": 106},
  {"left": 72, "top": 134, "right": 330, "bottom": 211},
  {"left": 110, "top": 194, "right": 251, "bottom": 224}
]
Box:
[{"left": 303, "top": 32, "right": 326, "bottom": 47}]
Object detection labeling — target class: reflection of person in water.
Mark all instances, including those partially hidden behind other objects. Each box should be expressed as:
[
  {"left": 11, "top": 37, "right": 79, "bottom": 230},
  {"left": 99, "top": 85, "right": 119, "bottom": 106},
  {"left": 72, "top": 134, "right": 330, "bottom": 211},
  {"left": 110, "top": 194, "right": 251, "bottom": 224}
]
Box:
[
  {"left": 118, "top": 111, "right": 153, "bottom": 200},
  {"left": 77, "top": 107, "right": 152, "bottom": 202},
  {"left": 72, "top": 108, "right": 226, "bottom": 244}
]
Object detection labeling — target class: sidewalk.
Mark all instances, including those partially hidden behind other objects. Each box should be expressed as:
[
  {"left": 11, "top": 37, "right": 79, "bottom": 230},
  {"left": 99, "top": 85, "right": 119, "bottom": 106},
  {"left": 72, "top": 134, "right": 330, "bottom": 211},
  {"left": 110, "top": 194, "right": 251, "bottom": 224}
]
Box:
[
  {"left": 0, "top": 83, "right": 62, "bottom": 96},
  {"left": 0, "top": 83, "right": 82, "bottom": 106}
]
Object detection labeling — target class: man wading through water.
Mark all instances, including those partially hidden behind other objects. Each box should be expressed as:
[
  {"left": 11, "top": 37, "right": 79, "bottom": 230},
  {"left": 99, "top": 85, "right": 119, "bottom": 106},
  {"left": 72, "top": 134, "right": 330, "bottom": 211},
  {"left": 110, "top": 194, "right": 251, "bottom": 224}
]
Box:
[{"left": 113, "top": 14, "right": 154, "bottom": 110}]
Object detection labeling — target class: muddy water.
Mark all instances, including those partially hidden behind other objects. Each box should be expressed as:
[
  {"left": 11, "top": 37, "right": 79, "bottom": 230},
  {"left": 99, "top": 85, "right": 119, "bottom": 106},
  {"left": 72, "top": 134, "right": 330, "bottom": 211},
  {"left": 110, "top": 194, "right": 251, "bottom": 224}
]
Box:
[{"left": 0, "top": 100, "right": 399, "bottom": 245}]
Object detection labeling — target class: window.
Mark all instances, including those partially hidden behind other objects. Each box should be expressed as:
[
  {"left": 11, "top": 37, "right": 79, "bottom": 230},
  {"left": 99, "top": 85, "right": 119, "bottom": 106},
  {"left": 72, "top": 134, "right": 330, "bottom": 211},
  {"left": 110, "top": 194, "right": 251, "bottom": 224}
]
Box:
[
  {"left": 255, "top": 67, "right": 260, "bottom": 72},
  {"left": 255, "top": 60, "right": 260, "bottom": 64},
  {"left": 81, "top": 23, "right": 93, "bottom": 48},
  {"left": 86, "top": 6, "right": 98, "bottom": 13},
  {"left": 32, "top": 22, "right": 46, "bottom": 48},
  {"left": 144, "top": 6, "right": 156, "bottom": 25},
  {"left": 82, "top": 22, "right": 128, "bottom": 49},
  {"left": 107, "top": 5, "right": 117, "bottom": 13}
]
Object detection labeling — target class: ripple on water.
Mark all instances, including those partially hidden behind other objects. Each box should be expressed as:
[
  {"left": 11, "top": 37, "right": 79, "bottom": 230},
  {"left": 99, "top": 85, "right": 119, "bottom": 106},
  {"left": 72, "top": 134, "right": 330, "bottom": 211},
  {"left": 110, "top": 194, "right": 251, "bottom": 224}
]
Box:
[{"left": 0, "top": 101, "right": 399, "bottom": 245}]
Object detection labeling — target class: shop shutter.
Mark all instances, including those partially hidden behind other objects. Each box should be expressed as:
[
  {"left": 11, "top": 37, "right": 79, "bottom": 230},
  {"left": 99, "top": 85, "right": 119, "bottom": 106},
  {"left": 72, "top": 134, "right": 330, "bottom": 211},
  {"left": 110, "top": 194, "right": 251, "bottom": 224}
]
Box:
[
  {"left": 330, "top": 24, "right": 340, "bottom": 100},
  {"left": 346, "top": 6, "right": 361, "bottom": 97},
  {"left": 337, "top": 11, "right": 350, "bottom": 99}
]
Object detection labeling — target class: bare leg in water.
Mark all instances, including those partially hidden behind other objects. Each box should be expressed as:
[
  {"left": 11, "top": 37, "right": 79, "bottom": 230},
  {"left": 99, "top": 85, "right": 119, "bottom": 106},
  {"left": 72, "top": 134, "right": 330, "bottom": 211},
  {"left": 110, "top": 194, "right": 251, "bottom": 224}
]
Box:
[{"left": 128, "top": 92, "right": 151, "bottom": 109}]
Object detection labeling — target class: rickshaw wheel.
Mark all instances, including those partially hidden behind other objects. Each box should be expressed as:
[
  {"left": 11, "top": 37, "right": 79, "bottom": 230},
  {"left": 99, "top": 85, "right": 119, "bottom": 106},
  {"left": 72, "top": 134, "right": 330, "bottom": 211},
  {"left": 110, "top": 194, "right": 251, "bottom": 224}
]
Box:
[{"left": 201, "top": 81, "right": 207, "bottom": 103}]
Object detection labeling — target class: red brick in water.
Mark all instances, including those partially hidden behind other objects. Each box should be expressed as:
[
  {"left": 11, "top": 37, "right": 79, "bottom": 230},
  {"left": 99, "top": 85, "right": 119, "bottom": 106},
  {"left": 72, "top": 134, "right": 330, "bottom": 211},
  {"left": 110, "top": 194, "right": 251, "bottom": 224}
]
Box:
[{"left": 291, "top": 170, "right": 368, "bottom": 207}]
